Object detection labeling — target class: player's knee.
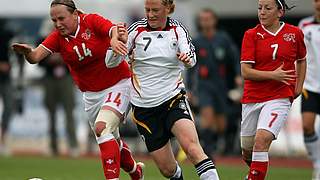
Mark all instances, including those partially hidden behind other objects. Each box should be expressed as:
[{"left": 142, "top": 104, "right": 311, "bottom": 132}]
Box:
[
  {"left": 241, "top": 136, "right": 254, "bottom": 151},
  {"left": 253, "top": 136, "right": 271, "bottom": 151},
  {"left": 94, "top": 109, "right": 120, "bottom": 137},
  {"left": 94, "top": 121, "right": 105, "bottom": 137}
]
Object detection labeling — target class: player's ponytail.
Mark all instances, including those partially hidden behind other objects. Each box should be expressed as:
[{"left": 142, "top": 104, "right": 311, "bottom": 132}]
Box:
[{"left": 275, "top": 0, "right": 295, "bottom": 13}]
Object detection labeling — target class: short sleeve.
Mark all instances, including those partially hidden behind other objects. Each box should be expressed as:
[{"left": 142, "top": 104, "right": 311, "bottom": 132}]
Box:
[
  {"left": 296, "top": 28, "right": 307, "bottom": 61},
  {"left": 241, "top": 30, "right": 256, "bottom": 64},
  {"left": 41, "top": 30, "right": 60, "bottom": 53},
  {"left": 85, "top": 14, "right": 115, "bottom": 38}
]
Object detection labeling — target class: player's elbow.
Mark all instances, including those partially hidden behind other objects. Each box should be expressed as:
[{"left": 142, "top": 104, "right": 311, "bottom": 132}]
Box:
[{"left": 241, "top": 63, "right": 253, "bottom": 80}]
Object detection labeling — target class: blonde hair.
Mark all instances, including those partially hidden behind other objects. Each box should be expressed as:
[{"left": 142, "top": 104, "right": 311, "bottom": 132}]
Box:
[{"left": 161, "top": 0, "right": 175, "bottom": 14}]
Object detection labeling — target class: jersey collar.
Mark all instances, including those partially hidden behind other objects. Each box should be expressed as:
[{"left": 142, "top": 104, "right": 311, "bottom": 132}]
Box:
[
  {"left": 69, "top": 16, "right": 80, "bottom": 38},
  {"left": 146, "top": 17, "right": 171, "bottom": 31},
  {"left": 261, "top": 22, "right": 285, "bottom": 36}
]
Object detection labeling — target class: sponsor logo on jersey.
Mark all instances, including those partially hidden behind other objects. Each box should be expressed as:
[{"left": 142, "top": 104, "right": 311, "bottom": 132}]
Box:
[
  {"left": 157, "top": 34, "right": 163, "bottom": 38},
  {"left": 283, "top": 33, "right": 296, "bottom": 43},
  {"left": 257, "top": 32, "right": 265, "bottom": 39},
  {"left": 81, "top": 29, "right": 91, "bottom": 40}
]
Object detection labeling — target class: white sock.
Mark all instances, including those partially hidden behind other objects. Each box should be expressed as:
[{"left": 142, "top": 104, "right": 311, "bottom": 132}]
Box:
[
  {"left": 195, "top": 158, "right": 219, "bottom": 180},
  {"left": 304, "top": 133, "right": 320, "bottom": 169},
  {"left": 171, "top": 162, "right": 182, "bottom": 178}
]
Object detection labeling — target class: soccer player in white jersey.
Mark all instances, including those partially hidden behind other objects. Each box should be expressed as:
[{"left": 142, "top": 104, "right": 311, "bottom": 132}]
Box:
[
  {"left": 299, "top": 0, "right": 320, "bottom": 179},
  {"left": 125, "top": 0, "right": 219, "bottom": 179}
]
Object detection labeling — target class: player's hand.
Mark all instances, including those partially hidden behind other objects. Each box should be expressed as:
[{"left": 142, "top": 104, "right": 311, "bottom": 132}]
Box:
[
  {"left": 117, "top": 23, "right": 128, "bottom": 44},
  {"left": 272, "top": 63, "right": 296, "bottom": 85},
  {"left": 177, "top": 53, "right": 191, "bottom": 65},
  {"left": 110, "top": 37, "right": 128, "bottom": 56},
  {"left": 12, "top": 43, "right": 32, "bottom": 55}
]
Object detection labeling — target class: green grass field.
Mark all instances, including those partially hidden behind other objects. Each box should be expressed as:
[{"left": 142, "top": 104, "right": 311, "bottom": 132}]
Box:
[{"left": 0, "top": 156, "right": 312, "bottom": 180}]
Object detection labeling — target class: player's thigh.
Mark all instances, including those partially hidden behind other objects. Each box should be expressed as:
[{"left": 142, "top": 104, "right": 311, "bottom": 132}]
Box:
[
  {"left": 241, "top": 103, "right": 262, "bottom": 137},
  {"left": 171, "top": 119, "right": 201, "bottom": 152},
  {"left": 257, "top": 98, "right": 291, "bottom": 139},
  {"left": 101, "top": 78, "right": 131, "bottom": 116}
]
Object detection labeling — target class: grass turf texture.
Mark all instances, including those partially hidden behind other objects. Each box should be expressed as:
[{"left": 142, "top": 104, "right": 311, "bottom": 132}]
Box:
[{"left": 0, "top": 156, "right": 312, "bottom": 180}]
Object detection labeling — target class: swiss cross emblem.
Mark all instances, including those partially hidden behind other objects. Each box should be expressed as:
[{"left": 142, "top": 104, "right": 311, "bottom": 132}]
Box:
[
  {"left": 283, "top": 33, "right": 295, "bottom": 43},
  {"left": 106, "top": 158, "right": 114, "bottom": 164},
  {"left": 81, "top": 29, "right": 91, "bottom": 40}
]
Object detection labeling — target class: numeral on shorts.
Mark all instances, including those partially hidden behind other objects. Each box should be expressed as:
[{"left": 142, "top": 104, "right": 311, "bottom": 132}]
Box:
[
  {"left": 105, "top": 92, "right": 122, "bottom": 107},
  {"left": 268, "top": 113, "right": 278, "bottom": 128}
]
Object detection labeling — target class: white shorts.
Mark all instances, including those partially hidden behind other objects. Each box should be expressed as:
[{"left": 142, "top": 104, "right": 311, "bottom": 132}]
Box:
[
  {"left": 241, "top": 98, "right": 291, "bottom": 138},
  {"left": 83, "top": 78, "right": 131, "bottom": 126}
]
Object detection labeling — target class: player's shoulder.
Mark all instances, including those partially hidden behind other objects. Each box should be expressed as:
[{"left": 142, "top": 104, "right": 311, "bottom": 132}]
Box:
[
  {"left": 283, "top": 23, "right": 302, "bottom": 33},
  {"left": 128, "top": 18, "right": 148, "bottom": 34},
  {"left": 244, "top": 24, "right": 260, "bottom": 36},
  {"left": 299, "top": 16, "right": 317, "bottom": 28}
]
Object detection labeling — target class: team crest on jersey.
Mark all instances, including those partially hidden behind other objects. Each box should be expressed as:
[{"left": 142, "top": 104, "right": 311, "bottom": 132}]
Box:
[
  {"left": 283, "top": 33, "right": 295, "bottom": 43},
  {"left": 170, "top": 38, "right": 178, "bottom": 50},
  {"left": 81, "top": 29, "right": 91, "bottom": 40}
]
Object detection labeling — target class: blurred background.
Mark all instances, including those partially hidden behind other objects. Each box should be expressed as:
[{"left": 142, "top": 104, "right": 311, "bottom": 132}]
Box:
[{"left": 0, "top": 0, "right": 319, "bottom": 179}]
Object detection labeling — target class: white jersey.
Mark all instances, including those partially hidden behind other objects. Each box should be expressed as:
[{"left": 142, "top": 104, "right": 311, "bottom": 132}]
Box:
[
  {"left": 299, "top": 16, "right": 320, "bottom": 93},
  {"left": 127, "top": 18, "right": 196, "bottom": 107}
]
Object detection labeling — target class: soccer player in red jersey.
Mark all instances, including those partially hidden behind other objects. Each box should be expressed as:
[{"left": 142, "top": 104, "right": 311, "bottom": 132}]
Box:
[
  {"left": 12, "top": 0, "right": 143, "bottom": 179},
  {"left": 240, "top": 0, "right": 307, "bottom": 179}
]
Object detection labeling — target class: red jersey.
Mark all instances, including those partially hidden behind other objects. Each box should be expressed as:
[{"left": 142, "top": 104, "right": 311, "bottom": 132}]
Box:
[
  {"left": 41, "top": 13, "right": 131, "bottom": 92},
  {"left": 240, "top": 23, "right": 306, "bottom": 103}
]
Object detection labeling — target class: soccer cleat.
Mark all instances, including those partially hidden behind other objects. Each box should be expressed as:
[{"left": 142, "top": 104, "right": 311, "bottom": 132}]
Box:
[{"left": 129, "top": 162, "right": 145, "bottom": 180}]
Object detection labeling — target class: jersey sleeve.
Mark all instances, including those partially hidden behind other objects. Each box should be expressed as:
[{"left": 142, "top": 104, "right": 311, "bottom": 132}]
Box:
[
  {"left": 85, "top": 14, "right": 115, "bottom": 38},
  {"left": 41, "top": 31, "right": 60, "bottom": 53},
  {"left": 241, "top": 30, "right": 256, "bottom": 64},
  {"left": 296, "top": 28, "right": 307, "bottom": 61},
  {"left": 176, "top": 25, "right": 196, "bottom": 68}
]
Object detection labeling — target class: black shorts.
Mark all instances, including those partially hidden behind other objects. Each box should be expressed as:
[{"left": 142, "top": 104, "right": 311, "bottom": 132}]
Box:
[
  {"left": 301, "top": 90, "right": 320, "bottom": 114},
  {"left": 132, "top": 91, "right": 194, "bottom": 152}
]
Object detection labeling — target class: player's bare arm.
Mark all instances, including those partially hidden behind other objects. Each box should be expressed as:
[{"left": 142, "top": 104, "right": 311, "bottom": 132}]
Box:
[
  {"left": 12, "top": 43, "right": 50, "bottom": 64},
  {"left": 241, "top": 63, "right": 296, "bottom": 84},
  {"left": 294, "top": 59, "right": 306, "bottom": 98}
]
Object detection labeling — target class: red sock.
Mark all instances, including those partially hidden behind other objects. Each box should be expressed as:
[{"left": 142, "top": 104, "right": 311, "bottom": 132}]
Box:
[
  {"left": 120, "top": 140, "right": 135, "bottom": 172},
  {"left": 120, "top": 140, "right": 143, "bottom": 180},
  {"left": 248, "top": 152, "right": 268, "bottom": 180},
  {"left": 98, "top": 138, "right": 120, "bottom": 179}
]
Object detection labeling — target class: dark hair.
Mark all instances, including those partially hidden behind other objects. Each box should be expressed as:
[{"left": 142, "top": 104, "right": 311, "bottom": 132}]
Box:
[
  {"left": 51, "top": 0, "right": 77, "bottom": 13},
  {"left": 275, "top": 0, "right": 295, "bottom": 12}
]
